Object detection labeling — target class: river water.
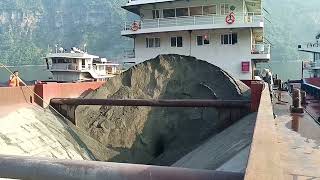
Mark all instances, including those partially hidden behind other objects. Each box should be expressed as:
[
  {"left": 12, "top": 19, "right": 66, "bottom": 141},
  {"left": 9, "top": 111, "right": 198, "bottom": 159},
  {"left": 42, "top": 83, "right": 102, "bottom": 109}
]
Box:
[{"left": 0, "top": 60, "right": 305, "bottom": 86}]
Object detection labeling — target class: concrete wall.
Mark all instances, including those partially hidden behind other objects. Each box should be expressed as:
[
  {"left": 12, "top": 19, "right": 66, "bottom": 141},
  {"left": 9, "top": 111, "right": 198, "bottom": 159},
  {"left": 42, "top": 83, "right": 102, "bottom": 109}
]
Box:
[
  {"left": 244, "top": 84, "right": 285, "bottom": 180},
  {"left": 135, "top": 28, "right": 253, "bottom": 79}
]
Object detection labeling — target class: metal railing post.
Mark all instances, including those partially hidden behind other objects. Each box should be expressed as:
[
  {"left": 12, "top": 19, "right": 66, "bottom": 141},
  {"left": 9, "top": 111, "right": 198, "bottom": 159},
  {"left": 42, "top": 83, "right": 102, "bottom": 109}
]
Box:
[
  {"left": 243, "top": 13, "right": 245, "bottom": 23},
  {"left": 194, "top": 16, "right": 196, "bottom": 25},
  {"left": 0, "top": 155, "right": 244, "bottom": 180},
  {"left": 253, "top": 12, "right": 255, "bottom": 23},
  {"left": 158, "top": 19, "right": 160, "bottom": 28}
]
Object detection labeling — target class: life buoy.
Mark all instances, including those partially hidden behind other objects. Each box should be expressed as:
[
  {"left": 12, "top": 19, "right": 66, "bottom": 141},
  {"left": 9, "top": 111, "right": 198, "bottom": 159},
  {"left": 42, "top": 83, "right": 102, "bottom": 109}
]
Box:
[
  {"left": 226, "top": 12, "right": 235, "bottom": 24},
  {"left": 131, "top": 22, "right": 140, "bottom": 31}
]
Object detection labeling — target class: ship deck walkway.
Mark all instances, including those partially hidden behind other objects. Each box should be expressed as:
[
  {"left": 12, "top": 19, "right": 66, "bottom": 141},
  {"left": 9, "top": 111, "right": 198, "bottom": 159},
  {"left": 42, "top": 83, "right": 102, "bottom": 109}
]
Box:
[{"left": 274, "top": 91, "right": 320, "bottom": 179}]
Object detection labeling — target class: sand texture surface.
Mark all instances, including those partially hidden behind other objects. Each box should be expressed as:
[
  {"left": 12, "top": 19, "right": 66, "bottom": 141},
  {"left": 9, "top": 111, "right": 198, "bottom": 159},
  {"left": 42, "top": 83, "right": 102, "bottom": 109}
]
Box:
[{"left": 76, "top": 54, "right": 251, "bottom": 165}]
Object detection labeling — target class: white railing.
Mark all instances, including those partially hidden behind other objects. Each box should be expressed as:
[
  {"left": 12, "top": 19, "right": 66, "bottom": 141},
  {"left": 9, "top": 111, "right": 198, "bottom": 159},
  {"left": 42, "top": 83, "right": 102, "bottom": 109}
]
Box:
[
  {"left": 51, "top": 64, "right": 78, "bottom": 71},
  {"left": 310, "top": 62, "right": 320, "bottom": 69},
  {"left": 123, "top": 13, "right": 263, "bottom": 31},
  {"left": 251, "top": 44, "right": 271, "bottom": 55}
]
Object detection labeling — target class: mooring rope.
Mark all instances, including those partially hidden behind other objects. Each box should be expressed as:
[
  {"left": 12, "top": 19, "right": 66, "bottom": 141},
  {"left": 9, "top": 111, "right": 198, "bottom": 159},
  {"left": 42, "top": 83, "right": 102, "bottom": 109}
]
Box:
[{"left": 0, "top": 63, "right": 97, "bottom": 160}]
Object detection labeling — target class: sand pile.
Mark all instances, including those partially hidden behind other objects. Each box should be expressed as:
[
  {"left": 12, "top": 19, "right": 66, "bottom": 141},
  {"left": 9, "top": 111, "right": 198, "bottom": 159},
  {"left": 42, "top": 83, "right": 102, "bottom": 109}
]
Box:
[{"left": 76, "top": 54, "right": 251, "bottom": 165}]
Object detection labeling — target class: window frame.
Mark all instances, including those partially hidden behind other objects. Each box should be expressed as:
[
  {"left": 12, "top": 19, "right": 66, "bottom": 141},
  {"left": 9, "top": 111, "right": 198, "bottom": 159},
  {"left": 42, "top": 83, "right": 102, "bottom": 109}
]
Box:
[
  {"left": 152, "top": 9, "right": 161, "bottom": 19},
  {"left": 203, "top": 5, "right": 217, "bottom": 15},
  {"left": 163, "top": 8, "right": 176, "bottom": 18},
  {"left": 220, "top": 33, "right": 238, "bottom": 45},
  {"left": 171, "top": 36, "right": 183, "bottom": 47},
  {"left": 159, "top": 4, "right": 218, "bottom": 19},
  {"left": 146, "top": 37, "right": 161, "bottom": 48},
  {"left": 154, "top": 37, "right": 161, "bottom": 47},
  {"left": 220, "top": 3, "right": 230, "bottom": 15},
  {"left": 176, "top": 7, "right": 189, "bottom": 17},
  {"left": 196, "top": 35, "right": 210, "bottom": 46},
  {"left": 189, "top": 6, "right": 203, "bottom": 16}
]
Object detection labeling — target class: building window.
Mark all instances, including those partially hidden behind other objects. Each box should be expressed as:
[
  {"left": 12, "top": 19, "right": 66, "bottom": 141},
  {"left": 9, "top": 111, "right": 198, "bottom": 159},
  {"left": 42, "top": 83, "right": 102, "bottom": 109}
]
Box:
[
  {"left": 197, "top": 35, "right": 210, "bottom": 46},
  {"left": 203, "top": 5, "right": 217, "bottom": 15},
  {"left": 57, "top": 58, "right": 64, "bottom": 63},
  {"left": 171, "top": 36, "right": 183, "bottom": 47},
  {"left": 190, "top": 6, "right": 202, "bottom": 16},
  {"left": 155, "top": 38, "right": 161, "bottom": 47},
  {"left": 176, "top": 8, "right": 189, "bottom": 17},
  {"left": 220, "top": 3, "right": 230, "bottom": 15},
  {"left": 163, "top": 9, "right": 175, "bottom": 18},
  {"left": 152, "top": 10, "right": 160, "bottom": 19},
  {"left": 221, "top": 33, "right": 238, "bottom": 45},
  {"left": 315, "top": 53, "right": 320, "bottom": 60},
  {"left": 146, "top": 37, "right": 161, "bottom": 48}
]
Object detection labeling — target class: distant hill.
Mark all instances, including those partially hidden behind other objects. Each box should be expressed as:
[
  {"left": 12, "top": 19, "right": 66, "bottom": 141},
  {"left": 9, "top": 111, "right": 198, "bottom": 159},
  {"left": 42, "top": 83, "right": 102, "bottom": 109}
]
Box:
[
  {"left": 0, "top": 0, "right": 319, "bottom": 65},
  {"left": 264, "top": 0, "right": 320, "bottom": 61},
  {"left": 0, "top": 0, "right": 132, "bottom": 65}
]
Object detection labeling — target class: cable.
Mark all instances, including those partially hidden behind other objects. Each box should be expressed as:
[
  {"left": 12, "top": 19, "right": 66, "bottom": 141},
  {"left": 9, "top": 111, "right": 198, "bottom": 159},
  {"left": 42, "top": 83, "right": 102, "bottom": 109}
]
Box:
[
  {"left": 0, "top": 63, "right": 97, "bottom": 160},
  {"left": 0, "top": 63, "right": 53, "bottom": 108}
]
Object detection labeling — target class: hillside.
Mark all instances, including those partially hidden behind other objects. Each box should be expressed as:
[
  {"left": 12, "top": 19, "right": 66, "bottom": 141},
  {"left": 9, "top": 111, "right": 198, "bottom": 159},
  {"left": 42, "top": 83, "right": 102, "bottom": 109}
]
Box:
[
  {"left": 264, "top": 0, "right": 320, "bottom": 61},
  {"left": 0, "top": 0, "right": 319, "bottom": 65},
  {"left": 0, "top": 0, "right": 132, "bottom": 65}
]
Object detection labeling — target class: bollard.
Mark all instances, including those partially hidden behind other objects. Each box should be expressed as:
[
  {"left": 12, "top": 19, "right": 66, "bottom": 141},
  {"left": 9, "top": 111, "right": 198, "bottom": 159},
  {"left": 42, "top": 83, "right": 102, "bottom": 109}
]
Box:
[
  {"left": 292, "top": 89, "right": 301, "bottom": 108},
  {"left": 290, "top": 88, "right": 304, "bottom": 113},
  {"left": 277, "top": 90, "right": 282, "bottom": 102},
  {"left": 300, "top": 91, "right": 307, "bottom": 105},
  {"left": 290, "top": 84, "right": 294, "bottom": 93},
  {"left": 278, "top": 80, "right": 282, "bottom": 91}
]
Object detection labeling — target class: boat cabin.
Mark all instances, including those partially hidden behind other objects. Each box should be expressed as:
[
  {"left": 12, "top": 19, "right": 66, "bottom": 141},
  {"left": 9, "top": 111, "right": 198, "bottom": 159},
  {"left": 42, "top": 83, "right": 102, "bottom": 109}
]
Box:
[{"left": 45, "top": 48, "right": 120, "bottom": 82}]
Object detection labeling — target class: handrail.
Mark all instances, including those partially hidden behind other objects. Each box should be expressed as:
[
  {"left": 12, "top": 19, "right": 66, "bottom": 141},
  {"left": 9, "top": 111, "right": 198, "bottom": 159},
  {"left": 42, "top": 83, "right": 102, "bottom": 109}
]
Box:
[
  {"left": 251, "top": 44, "right": 271, "bottom": 55},
  {"left": 50, "top": 98, "right": 251, "bottom": 108},
  {"left": 123, "top": 12, "right": 263, "bottom": 30},
  {"left": 244, "top": 84, "right": 285, "bottom": 179},
  {"left": 0, "top": 155, "right": 244, "bottom": 180}
]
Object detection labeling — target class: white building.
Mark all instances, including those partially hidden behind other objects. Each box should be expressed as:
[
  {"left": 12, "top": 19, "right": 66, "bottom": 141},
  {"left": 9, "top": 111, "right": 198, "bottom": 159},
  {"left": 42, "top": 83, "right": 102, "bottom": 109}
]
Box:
[
  {"left": 121, "top": 0, "right": 270, "bottom": 80},
  {"left": 45, "top": 51, "right": 120, "bottom": 82}
]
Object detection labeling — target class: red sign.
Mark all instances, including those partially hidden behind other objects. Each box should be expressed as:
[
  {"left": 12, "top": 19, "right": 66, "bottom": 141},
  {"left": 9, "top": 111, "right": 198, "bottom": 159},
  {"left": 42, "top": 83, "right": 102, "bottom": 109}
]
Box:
[{"left": 241, "top": 61, "right": 250, "bottom": 72}]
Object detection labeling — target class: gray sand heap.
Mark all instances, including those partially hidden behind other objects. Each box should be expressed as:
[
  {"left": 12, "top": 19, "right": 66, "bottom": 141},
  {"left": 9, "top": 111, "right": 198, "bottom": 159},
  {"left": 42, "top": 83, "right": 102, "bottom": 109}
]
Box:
[{"left": 76, "top": 54, "right": 251, "bottom": 165}]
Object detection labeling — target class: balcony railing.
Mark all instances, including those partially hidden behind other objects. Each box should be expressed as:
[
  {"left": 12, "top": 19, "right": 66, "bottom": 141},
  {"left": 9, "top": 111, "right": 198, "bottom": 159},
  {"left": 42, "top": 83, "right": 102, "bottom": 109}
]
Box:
[
  {"left": 52, "top": 64, "right": 79, "bottom": 71},
  {"left": 52, "top": 64, "right": 96, "bottom": 71},
  {"left": 123, "top": 13, "right": 263, "bottom": 31},
  {"left": 251, "top": 44, "right": 271, "bottom": 55},
  {"left": 310, "top": 62, "right": 320, "bottom": 69}
]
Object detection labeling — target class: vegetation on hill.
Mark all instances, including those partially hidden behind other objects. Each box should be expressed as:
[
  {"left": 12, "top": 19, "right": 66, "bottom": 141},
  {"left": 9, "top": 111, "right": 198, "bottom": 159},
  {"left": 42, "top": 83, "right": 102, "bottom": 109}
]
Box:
[{"left": 0, "top": 0, "right": 318, "bottom": 65}]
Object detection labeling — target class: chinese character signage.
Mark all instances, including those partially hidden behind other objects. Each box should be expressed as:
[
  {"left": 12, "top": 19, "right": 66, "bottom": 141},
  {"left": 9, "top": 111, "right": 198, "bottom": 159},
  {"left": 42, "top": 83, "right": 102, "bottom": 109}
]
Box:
[{"left": 242, "top": 61, "right": 250, "bottom": 72}]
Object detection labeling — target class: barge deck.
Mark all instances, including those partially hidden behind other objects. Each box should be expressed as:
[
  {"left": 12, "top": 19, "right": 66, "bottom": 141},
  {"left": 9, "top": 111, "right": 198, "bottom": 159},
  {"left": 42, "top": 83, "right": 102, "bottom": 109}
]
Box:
[{"left": 274, "top": 91, "right": 320, "bottom": 179}]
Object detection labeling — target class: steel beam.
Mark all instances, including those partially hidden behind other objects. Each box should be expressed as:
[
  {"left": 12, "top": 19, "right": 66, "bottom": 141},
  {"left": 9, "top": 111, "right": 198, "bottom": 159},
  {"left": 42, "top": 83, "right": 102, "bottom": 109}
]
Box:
[
  {"left": 50, "top": 98, "right": 251, "bottom": 108},
  {"left": 0, "top": 155, "right": 244, "bottom": 180}
]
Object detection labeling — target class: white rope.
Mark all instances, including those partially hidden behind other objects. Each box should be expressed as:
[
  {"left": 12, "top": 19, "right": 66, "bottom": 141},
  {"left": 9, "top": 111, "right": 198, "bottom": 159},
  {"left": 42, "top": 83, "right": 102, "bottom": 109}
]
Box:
[
  {"left": 0, "top": 63, "right": 52, "bottom": 108},
  {"left": 0, "top": 63, "right": 96, "bottom": 160}
]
